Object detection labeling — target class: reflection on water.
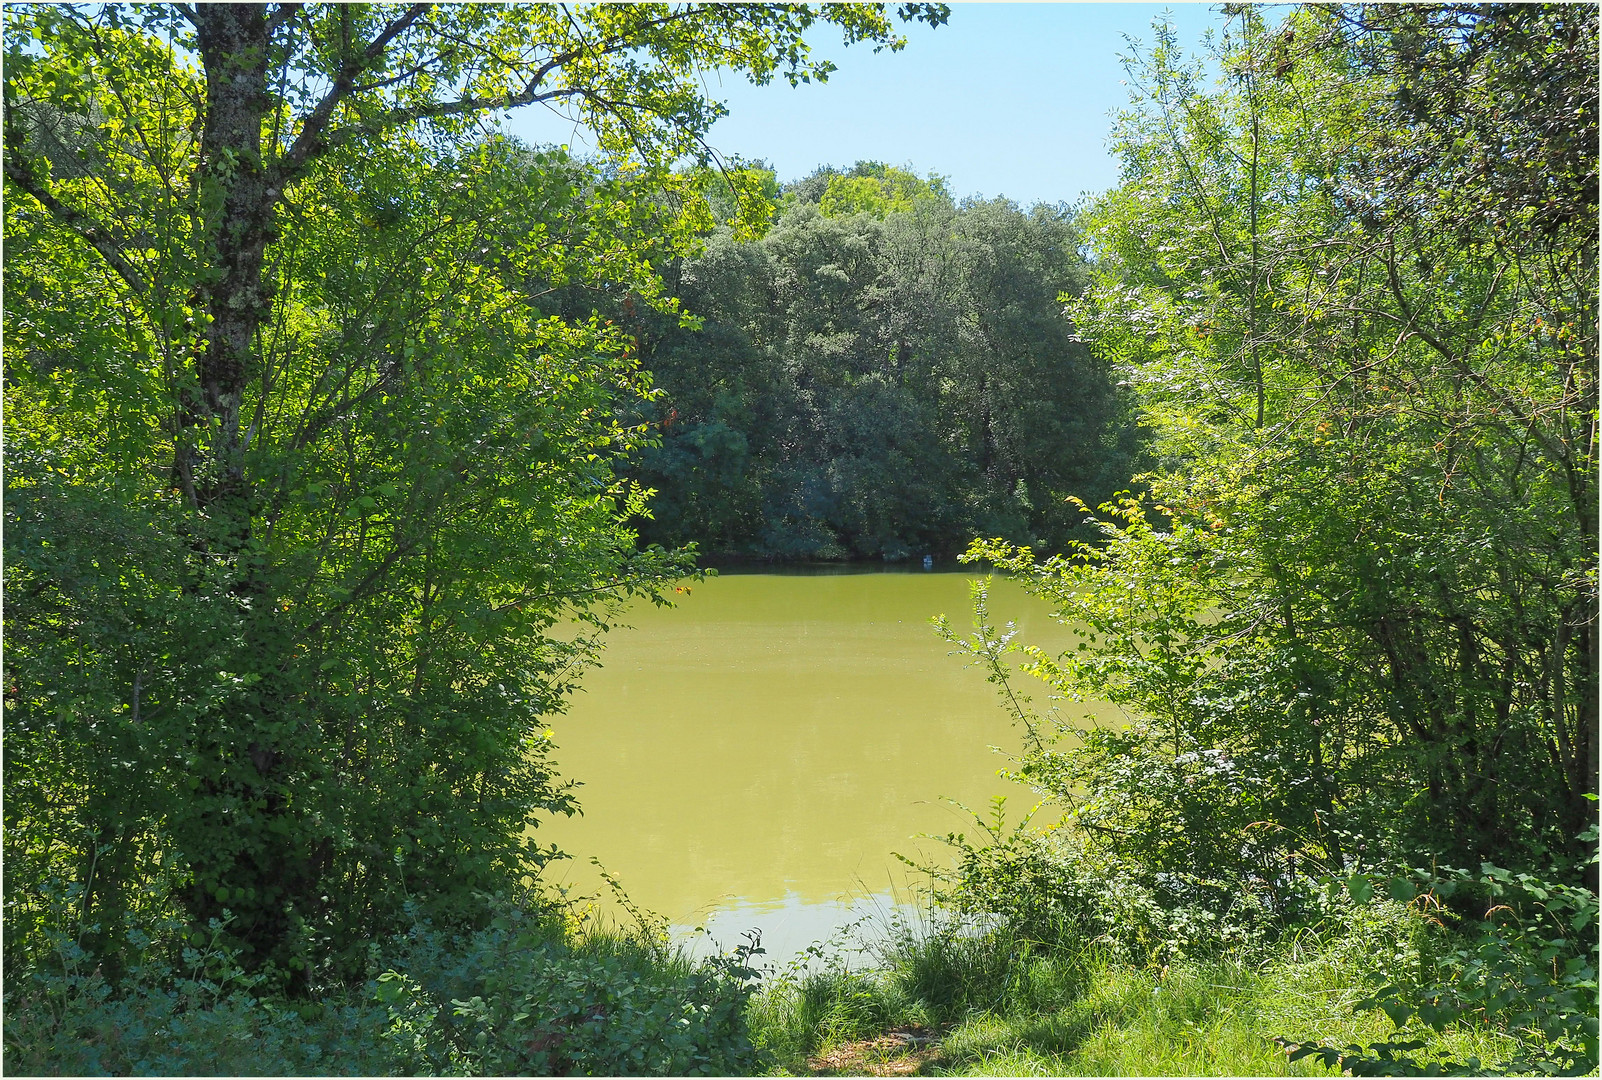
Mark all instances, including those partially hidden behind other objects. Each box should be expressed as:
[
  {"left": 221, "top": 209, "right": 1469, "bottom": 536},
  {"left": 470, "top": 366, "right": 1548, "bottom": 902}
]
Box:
[
  {"left": 534, "top": 569, "right": 1121, "bottom": 963},
  {"left": 676, "top": 891, "right": 918, "bottom": 972}
]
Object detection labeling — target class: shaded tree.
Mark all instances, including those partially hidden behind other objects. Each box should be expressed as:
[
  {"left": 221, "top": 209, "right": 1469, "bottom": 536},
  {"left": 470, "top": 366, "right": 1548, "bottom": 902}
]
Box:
[{"left": 632, "top": 172, "right": 1133, "bottom": 559}]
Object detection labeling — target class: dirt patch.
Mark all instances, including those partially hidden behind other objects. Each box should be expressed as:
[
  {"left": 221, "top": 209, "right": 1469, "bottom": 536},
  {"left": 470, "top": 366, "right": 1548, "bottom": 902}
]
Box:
[{"left": 805, "top": 1026, "right": 945, "bottom": 1076}]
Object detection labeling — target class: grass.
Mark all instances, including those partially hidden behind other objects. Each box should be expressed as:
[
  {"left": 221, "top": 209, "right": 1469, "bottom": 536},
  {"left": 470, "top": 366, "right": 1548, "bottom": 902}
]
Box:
[
  {"left": 745, "top": 905, "right": 1524, "bottom": 1077},
  {"left": 933, "top": 957, "right": 1513, "bottom": 1077},
  {"left": 6, "top": 881, "right": 1575, "bottom": 1076}
]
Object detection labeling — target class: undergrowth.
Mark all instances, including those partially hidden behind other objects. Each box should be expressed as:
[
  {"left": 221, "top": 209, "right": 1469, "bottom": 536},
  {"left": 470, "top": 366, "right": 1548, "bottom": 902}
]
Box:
[
  {"left": 744, "top": 892, "right": 1584, "bottom": 1077},
  {"left": 6, "top": 866, "right": 1590, "bottom": 1076},
  {"left": 2, "top": 887, "right": 762, "bottom": 1077}
]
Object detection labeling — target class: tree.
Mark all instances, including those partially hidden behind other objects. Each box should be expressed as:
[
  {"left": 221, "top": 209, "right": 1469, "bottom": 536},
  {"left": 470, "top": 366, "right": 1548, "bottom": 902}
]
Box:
[
  {"left": 966, "top": 1, "right": 1597, "bottom": 908},
  {"left": 631, "top": 174, "right": 1133, "bottom": 559},
  {"left": 2, "top": 1, "right": 948, "bottom": 982},
  {"left": 815, "top": 160, "right": 949, "bottom": 218}
]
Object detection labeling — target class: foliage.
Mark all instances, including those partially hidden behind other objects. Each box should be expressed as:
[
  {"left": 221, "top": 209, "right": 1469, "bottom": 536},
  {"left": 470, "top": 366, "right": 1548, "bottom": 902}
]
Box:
[
  {"left": 5, "top": 124, "right": 682, "bottom": 985},
  {"left": 915, "top": 9, "right": 1595, "bottom": 1074},
  {"left": 686, "top": 159, "right": 785, "bottom": 235},
  {"left": 1058, "top": 2, "right": 1597, "bottom": 874},
  {"left": 380, "top": 902, "right": 766, "bottom": 1076},
  {"left": 2, "top": 0, "right": 949, "bottom": 985},
  {"left": 814, "top": 160, "right": 951, "bottom": 219},
  {"left": 2, "top": 880, "right": 407, "bottom": 1076},
  {"left": 630, "top": 176, "right": 1137, "bottom": 560},
  {"left": 934, "top": 1, "right": 1596, "bottom": 949},
  {"left": 2, "top": 888, "right": 763, "bottom": 1076},
  {"left": 1281, "top": 854, "right": 1599, "bottom": 1076},
  {"left": 914, "top": 790, "right": 1262, "bottom": 968}
]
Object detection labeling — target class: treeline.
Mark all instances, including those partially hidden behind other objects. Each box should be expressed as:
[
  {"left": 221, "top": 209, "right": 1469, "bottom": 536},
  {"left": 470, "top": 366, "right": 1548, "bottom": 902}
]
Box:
[{"left": 621, "top": 163, "right": 1139, "bottom": 560}]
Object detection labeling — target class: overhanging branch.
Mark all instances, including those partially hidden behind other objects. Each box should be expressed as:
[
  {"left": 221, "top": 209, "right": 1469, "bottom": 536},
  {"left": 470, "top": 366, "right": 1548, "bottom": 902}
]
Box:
[{"left": 3, "top": 156, "right": 149, "bottom": 296}]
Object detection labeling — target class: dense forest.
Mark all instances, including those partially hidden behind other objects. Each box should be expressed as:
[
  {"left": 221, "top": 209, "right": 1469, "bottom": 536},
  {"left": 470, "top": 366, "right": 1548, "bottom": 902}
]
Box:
[
  {"left": 625, "top": 162, "right": 1137, "bottom": 560},
  {"left": 3, "top": 2, "right": 1597, "bottom": 1076}
]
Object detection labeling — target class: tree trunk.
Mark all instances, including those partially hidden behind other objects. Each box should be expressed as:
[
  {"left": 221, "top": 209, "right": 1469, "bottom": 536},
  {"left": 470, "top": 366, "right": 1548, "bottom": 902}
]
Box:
[
  {"left": 190, "top": 3, "right": 273, "bottom": 524},
  {"left": 185, "top": 4, "right": 313, "bottom": 979}
]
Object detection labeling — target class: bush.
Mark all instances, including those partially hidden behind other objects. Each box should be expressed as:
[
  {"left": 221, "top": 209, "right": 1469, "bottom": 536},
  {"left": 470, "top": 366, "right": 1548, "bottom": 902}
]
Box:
[
  {"left": 920, "top": 794, "right": 1288, "bottom": 968},
  {"left": 1279, "top": 859, "right": 1600, "bottom": 1076},
  {"left": 391, "top": 903, "right": 763, "bottom": 1076},
  {"left": 2, "top": 906, "right": 405, "bottom": 1076},
  {"left": 3, "top": 894, "right": 764, "bottom": 1077}
]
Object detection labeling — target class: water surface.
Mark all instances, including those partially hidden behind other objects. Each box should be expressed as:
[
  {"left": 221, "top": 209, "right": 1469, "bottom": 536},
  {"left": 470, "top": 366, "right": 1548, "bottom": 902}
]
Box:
[{"left": 536, "top": 569, "right": 1120, "bottom": 961}]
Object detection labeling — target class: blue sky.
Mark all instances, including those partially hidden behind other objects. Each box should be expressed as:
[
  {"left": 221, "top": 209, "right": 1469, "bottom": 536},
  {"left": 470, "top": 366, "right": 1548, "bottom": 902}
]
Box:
[{"left": 502, "top": 3, "right": 1229, "bottom": 208}]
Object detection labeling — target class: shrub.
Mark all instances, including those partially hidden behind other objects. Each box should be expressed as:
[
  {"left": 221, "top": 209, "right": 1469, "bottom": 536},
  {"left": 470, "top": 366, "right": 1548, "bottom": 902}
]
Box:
[
  {"left": 1, "top": 906, "right": 406, "bottom": 1076},
  {"left": 3, "top": 893, "right": 764, "bottom": 1077},
  {"left": 1280, "top": 857, "right": 1600, "bottom": 1076},
  {"left": 388, "top": 902, "right": 763, "bottom": 1076}
]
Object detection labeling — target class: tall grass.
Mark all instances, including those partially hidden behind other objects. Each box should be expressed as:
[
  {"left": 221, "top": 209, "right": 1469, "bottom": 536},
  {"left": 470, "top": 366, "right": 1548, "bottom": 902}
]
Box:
[{"left": 745, "top": 900, "right": 1520, "bottom": 1077}]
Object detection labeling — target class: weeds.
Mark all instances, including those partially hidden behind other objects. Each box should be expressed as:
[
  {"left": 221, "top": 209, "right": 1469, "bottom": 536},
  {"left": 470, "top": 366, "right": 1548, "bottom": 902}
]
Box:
[
  {"left": 743, "top": 894, "right": 1557, "bottom": 1077},
  {"left": 3, "top": 890, "right": 763, "bottom": 1077}
]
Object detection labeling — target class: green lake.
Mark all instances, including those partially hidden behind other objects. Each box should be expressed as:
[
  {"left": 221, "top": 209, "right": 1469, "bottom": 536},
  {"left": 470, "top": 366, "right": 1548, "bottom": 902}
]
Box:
[{"left": 536, "top": 567, "right": 1123, "bottom": 962}]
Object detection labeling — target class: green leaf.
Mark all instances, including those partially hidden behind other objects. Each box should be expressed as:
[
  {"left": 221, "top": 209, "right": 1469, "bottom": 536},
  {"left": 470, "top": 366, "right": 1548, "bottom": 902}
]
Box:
[{"left": 1380, "top": 999, "right": 1414, "bottom": 1029}]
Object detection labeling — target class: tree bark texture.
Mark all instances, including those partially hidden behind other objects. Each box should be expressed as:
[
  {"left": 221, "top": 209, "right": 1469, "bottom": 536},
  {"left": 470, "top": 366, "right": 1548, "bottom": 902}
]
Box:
[{"left": 191, "top": 4, "right": 273, "bottom": 519}]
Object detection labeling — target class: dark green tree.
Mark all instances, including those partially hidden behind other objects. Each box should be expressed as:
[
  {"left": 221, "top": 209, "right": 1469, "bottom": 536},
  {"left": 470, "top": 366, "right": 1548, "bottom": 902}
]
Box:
[{"left": 631, "top": 170, "right": 1133, "bottom": 559}]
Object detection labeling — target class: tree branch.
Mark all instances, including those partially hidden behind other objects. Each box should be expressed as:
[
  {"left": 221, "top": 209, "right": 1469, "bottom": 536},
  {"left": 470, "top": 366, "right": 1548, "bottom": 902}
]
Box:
[
  {"left": 273, "top": 4, "right": 721, "bottom": 186},
  {"left": 3, "top": 156, "right": 148, "bottom": 296},
  {"left": 311, "top": 84, "right": 595, "bottom": 158},
  {"left": 264, "top": 2, "right": 302, "bottom": 36},
  {"left": 273, "top": 3, "right": 430, "bottom": 181}
]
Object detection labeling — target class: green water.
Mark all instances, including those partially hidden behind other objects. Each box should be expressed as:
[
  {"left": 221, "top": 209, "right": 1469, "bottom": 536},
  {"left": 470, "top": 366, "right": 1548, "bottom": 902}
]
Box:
[{"left": 536, "top": 568, "right": 1121, "bottom": 960}]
